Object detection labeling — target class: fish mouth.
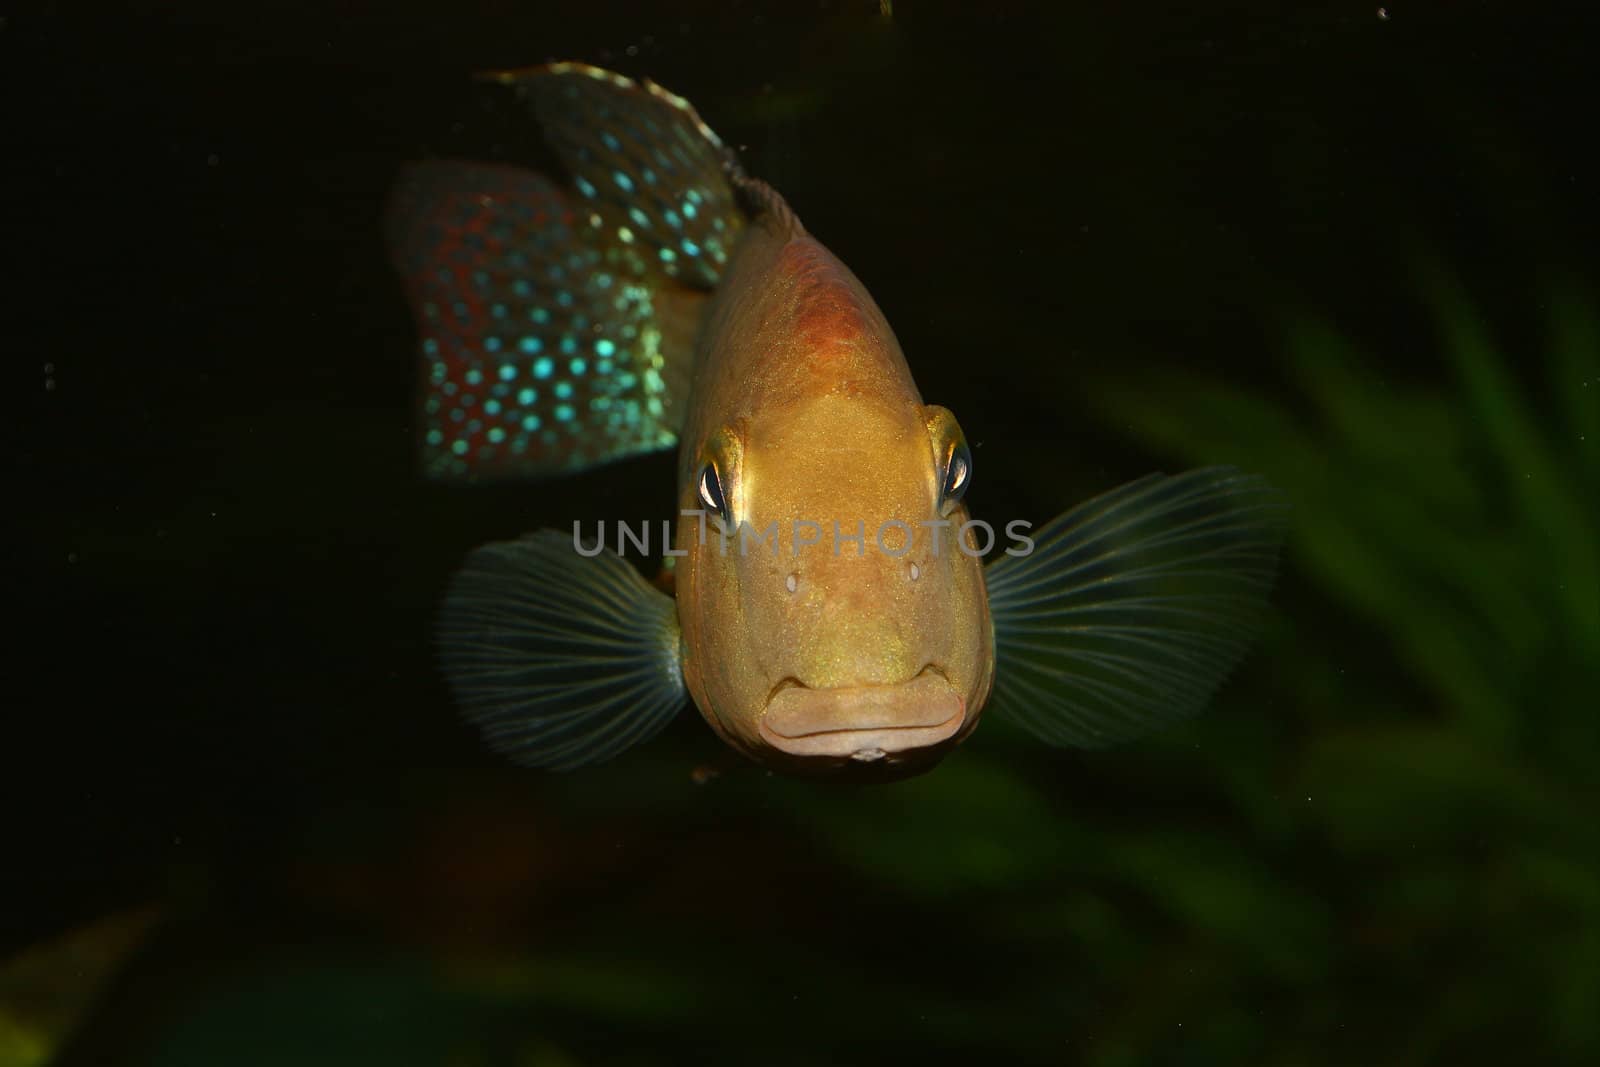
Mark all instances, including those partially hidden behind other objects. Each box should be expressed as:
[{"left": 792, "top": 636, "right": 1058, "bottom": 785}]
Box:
[{"left": 758, "top": 666, "right": 965, "bottom": 761}]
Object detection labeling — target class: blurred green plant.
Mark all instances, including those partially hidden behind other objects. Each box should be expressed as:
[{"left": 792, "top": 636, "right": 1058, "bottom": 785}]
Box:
[
  {"left": 1097, "top": 271, "right": 1596, "bottom": 738},
  {"left": 1074, "top": 268, "right": 1600, "bottom": 1060}
]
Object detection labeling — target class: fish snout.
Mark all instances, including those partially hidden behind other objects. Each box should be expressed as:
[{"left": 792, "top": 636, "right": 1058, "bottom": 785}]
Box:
[{"left": 758, "top": 666, "right": 965, "bottom": 762}]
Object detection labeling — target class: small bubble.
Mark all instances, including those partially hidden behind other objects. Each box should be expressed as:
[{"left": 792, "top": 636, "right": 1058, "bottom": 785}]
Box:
[
  {"left": 67, "top": 552, "right": 79, "bottom": 564},
  {"left": 206, "top": 153, "right": 220, "bottom": 166}
]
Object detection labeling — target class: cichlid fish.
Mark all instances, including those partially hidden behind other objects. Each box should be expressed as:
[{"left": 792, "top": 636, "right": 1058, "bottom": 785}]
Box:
[{"left": 387, "top": 63, "right": 1287, "bottom": 780}]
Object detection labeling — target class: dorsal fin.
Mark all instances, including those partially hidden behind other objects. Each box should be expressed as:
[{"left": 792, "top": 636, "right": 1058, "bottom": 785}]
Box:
[
  {"left": 734, "top": 177, "right": 807, "bottom": 239},
  {"left": 488, "top": 61, "right": 750, "bottom": 286}
]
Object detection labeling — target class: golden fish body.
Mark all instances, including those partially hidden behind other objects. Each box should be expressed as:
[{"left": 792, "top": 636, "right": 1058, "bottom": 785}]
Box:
[{"left": 675, "top": 215, "right": 992, "bottom": 774}]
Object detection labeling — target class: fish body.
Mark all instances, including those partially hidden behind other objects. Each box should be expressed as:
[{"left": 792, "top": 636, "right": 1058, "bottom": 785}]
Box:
[
  {"left": 673, "top": 201, "right": 993, "bottom": 774},
  {"left": 387, "top": 64, "right": 1286, "bottom": 779}
]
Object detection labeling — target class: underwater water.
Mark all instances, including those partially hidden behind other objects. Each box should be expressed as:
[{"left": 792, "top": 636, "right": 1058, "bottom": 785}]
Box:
[{"left": 10, "top": 2, "right": 1599, "bottom": 1064}]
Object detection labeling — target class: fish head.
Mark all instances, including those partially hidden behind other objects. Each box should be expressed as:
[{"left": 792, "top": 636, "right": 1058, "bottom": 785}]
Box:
[{"left": 677, "top": 396, "right": 993, "bottom": 778}]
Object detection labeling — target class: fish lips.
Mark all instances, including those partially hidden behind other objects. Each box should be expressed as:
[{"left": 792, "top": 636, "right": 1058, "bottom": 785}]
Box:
[{"left": 757, "top": 668, "right": 966, "bottom": 764}]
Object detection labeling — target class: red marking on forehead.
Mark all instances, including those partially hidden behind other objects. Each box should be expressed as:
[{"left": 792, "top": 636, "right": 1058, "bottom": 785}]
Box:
[{"left": 779, "top": 239, "right": 875, "bottom": 351}]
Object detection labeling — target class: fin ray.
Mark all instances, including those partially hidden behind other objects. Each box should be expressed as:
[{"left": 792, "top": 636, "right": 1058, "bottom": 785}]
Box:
[
  {"left": 438, "top": 530, "right": 686, "bottom": 769},
  {"left": 984, "top": 467, "right": 1288, "bottom": 748}
]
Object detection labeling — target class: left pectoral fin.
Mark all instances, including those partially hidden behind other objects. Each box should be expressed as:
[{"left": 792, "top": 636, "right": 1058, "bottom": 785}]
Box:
[
  {"left": 438, "top": 529, "right": 687, "bottom": 770},
  {"left": 984, "top": 467, "right": 1288, "bottom": 748}
]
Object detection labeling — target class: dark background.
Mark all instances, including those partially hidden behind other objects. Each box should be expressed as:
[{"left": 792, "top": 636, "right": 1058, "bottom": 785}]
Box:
[{"left": 8, "top": 2, "right": 1598, "bottom": 1064}]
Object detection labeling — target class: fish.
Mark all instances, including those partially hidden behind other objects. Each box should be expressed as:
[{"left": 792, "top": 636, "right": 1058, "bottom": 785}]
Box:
[{"left": 386, "top": 63, "right": 1288, "bottom": 780}]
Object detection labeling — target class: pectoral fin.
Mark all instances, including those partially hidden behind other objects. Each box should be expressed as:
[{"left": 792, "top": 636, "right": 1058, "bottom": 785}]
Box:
[
  {"left": 438, "top": 530, "right": 687, "bottom": 769},
  {"left": 984, "top": 467, "right": 1288, "bottom": 748}
]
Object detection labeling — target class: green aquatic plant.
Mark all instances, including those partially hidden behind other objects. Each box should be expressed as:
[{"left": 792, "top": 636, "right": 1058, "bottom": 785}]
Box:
[
  {"left": 1094, "top": 270, "right": 1596, "bottom": 738},
  {"left": 1082, "top": 269, "right": 1600, "bottom": 1059}
]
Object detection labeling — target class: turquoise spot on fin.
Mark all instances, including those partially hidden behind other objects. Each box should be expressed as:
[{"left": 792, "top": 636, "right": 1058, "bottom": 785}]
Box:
[{"left": 502, "top": 62, "right": 748, "bottom": 289}]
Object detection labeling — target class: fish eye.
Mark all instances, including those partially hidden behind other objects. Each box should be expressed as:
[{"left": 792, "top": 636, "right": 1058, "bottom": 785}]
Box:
[
  {"left": 940, "top": 441, "right": 972, "bottom": 513},
  {"left": 698, "top": 461, "right": 728, "bottom": 519}
]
